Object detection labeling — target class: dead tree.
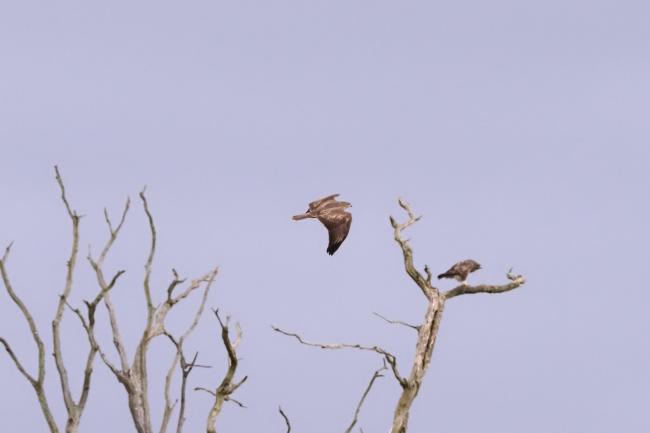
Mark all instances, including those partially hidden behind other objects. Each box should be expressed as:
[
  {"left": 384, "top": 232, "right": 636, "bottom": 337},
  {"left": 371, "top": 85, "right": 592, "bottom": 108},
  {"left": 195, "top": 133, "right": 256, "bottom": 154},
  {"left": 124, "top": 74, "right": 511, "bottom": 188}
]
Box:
[
  {"left": 1, "top": 167, "right": 221, "bottom": 433},
  {"left": 0, "top": 167, "right": 110, "bottom": 433},
  {"left": 274, "top": 198, "right": 526, "bottom": 433}
]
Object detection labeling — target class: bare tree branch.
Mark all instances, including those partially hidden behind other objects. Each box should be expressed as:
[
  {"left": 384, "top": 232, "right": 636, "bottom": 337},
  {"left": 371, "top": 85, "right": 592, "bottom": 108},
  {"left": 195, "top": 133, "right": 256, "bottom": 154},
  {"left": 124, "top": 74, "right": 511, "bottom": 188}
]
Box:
[
  {"left": 372, "top": 312, "right": 420, "bottom": 332},
  {"left": 195, "top": 387, "right": 216, "bottom": 397},
  {"left": 140, "top": 187, "right": 156, "bottom": 316},
  {"left": 444, "top": 269, "right": 526, "bottom": 299},
  {"left": 278, "top": 406, "right": 291, "bottom": 433},
  {"left": 344, "top": 361, "right": 387, "bottom": 433},
  {"left": 0, "top": 337, "right": 36, "bottom": 385},
  {"left": 86, "top": 197, "right": 132, "bottom": 377},
  {"left": 52, "top": 165, "right": 82, "bottom": 418},
  {"left": 389, "top": 198, "right": 434, "bottom": 300},
  {"left": 0, "top": 245, "right": 59, "bottom": 432},
  {"left": 204, "top": 309, "right": 247, "bottom": 433},
  {"left": 0, "top": 245, "right": 47, "bottom": 387},
  {"left": 271, "top": 326, "right": 406, "bottom": 387},
  {"left": 159, "top": 267, "right": 217, "bottom": 433}
]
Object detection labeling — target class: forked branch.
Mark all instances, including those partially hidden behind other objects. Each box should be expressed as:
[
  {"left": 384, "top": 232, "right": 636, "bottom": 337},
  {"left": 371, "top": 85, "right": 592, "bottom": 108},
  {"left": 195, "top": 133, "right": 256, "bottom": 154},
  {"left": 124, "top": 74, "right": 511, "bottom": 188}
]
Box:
[
  {"left": 202, "top": 309, "right": 247, "bottom": 433},
  {"left": 271, "top": 326, "right": 406, "bottom": 387},
  {"left": 389, "top": 198, "right": 434, "bottom": 300}
]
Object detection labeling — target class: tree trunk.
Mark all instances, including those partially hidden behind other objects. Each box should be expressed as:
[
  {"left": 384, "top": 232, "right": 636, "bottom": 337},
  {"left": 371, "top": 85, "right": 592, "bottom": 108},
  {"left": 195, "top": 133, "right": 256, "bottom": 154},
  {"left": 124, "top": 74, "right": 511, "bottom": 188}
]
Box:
[{"left": 390, "top": 294, "right": 445, "bottom": 433}]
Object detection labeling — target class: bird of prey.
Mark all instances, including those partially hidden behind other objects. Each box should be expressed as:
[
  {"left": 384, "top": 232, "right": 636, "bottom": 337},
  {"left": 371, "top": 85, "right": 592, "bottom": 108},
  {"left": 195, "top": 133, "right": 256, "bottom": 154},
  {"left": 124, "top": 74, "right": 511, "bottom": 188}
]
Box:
[
  {"left": 292, "top": 194, "right": 352, "bottom": 255},
  {"left": 437, "top": 259, "right": 481, "bottom": 284}
]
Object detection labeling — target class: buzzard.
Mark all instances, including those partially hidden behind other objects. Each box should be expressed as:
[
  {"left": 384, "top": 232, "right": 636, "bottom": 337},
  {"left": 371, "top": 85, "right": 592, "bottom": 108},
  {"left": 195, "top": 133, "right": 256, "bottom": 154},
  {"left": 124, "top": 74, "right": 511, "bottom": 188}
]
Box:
[
  {"left": 292, "top": 194, "right": 352, "bottom": 255},
  {"left": 437, "top": 259, "right": 481, "bottom": 283}
]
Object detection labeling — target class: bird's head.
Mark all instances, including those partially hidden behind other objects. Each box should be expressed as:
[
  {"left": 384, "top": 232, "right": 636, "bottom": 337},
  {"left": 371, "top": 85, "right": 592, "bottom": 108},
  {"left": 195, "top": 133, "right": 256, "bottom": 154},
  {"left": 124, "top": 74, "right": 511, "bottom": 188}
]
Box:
[{"left": 292, "top": 210, "right": 314, "bottom": 221}]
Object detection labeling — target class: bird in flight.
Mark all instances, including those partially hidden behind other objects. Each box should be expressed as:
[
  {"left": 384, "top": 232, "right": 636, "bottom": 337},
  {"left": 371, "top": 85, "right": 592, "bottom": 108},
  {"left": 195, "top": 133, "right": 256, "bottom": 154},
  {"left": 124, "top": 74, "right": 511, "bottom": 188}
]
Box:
[
  {"left": 437, "top": 259, "right": 481, "bottom": 284},
  {"left": 292, "top": 194, "right": 352, "bottom": 255}
]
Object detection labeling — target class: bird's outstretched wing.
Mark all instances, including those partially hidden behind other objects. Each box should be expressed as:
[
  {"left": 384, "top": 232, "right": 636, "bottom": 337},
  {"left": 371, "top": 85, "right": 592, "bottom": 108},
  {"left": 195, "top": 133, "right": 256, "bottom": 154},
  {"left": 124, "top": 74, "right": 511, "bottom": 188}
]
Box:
[
  {"left": 309, "top": 193, "right": 340, "bottom": 210},
  {"left": 318, "top": 210, "right": 352, "bottom": 255}
]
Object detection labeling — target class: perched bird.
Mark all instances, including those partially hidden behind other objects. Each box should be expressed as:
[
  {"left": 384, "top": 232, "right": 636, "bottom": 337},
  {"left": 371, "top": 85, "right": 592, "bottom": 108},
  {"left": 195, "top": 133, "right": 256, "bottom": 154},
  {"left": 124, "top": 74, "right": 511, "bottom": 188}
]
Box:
[
  {"left": 437, "top": 259, "right": 481, "bottom": 284},
  {"left": 292, "top": 194, "right": 352, "bottom": 255}
]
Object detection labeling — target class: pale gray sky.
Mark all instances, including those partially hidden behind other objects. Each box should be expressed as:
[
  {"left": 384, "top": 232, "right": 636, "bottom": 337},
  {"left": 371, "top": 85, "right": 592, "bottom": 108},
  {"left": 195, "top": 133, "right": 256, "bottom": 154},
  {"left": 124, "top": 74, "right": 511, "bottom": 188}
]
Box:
[{"left": 1, "top": 1, "right": 649, "bottom": 432}]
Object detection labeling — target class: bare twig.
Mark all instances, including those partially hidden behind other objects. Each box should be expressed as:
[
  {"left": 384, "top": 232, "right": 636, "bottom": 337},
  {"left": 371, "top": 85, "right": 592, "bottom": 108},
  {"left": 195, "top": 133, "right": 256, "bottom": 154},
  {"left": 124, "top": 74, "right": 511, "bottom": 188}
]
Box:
[
  {"left": 372, "top": 312, "right": 420, "bottom": 331},
  {"left": 271, "top": 326, "right": 406, "bottom": 387},
  {"left": 345, "top": 361, "right": 387, "bottom": 433},
  {"left": 278, "top": 406, "right": 291, "bottom": 433},
  {"left": 195, "top": 387, "right": 216, "bottom": 397}
]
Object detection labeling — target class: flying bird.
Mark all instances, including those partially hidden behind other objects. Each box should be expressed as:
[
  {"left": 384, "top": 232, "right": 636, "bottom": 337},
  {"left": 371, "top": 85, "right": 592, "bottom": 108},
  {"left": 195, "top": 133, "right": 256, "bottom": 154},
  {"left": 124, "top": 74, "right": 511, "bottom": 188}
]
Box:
[
  {"left": 437, "top": 259, "right": 481, "bottom": 284},
  {"left": 292, "top": 194, "right": 352, "bottom": 255}
]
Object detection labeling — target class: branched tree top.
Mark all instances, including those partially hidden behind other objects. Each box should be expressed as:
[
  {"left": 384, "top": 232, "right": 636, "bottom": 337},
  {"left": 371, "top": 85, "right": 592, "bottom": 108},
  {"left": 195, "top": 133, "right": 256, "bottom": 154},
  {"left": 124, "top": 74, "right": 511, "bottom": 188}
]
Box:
[{"left": 274, "top": 198, "right": 526, "bottom": 433}]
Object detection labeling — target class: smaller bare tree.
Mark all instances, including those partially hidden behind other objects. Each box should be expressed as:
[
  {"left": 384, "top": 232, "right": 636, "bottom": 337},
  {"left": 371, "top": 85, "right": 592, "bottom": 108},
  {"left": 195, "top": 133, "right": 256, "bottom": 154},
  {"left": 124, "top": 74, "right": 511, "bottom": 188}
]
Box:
[{"left": 1, "top": 167, "right": 226, "bottom": 433}]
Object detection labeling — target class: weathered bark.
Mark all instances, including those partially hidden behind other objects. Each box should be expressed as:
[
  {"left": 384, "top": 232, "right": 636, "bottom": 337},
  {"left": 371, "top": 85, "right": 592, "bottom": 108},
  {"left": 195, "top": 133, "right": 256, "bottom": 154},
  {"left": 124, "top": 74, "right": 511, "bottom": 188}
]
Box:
[{"left": 390, "top": 295, "right": 444, "bottom": 433}]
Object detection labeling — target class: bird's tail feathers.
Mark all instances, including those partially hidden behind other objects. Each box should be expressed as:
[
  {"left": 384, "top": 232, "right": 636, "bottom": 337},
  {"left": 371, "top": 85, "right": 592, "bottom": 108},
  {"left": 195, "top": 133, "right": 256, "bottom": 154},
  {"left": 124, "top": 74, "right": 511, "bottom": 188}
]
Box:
[{"left": 437, "top": 272, "right": 452, "bottom": 279}]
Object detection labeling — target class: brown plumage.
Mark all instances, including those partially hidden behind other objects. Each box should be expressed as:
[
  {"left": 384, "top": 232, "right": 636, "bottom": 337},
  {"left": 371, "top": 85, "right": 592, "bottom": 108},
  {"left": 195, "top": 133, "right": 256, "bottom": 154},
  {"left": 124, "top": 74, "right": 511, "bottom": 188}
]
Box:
[
  {"left": 437, "top": 259, "right": 481, "bottom": 283},
  {"left": 292, "top": 194, "right": 352, "bottom": 255}
]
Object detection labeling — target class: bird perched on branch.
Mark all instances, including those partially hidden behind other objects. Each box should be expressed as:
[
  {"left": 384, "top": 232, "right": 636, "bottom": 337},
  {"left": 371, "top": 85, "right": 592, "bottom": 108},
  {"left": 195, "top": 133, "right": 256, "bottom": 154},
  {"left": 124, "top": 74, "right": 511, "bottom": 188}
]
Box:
[
  {"left": 292, "top": 194, "right": 352, "bottom": 255},
  {"left": 437, "top": 259, "right": 481, "bottom": 284}
]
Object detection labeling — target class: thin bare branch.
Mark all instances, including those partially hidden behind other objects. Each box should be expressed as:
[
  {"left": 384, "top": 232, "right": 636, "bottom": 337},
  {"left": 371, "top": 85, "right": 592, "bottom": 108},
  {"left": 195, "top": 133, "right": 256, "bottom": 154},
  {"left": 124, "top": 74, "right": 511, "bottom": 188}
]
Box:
[
  {"left": 160, "top": 349, "right": 180, "bottom": 433},
  {"left": 52, "top": 166, "right": 82, "bottom": 415},
  {"left": 65, "top": 302, "right": 122, "bottom": 378},
  {"left": 195, "top": 387, "right": 216, "bottom": 397},
  {"left": 0, "top": 256, "right": 46, "bottom": 384},
  {"left": 278, "top": 406, "right": 291, "bottom": 433},
  {"left": 166, "top": 269, "right": 185, "bottom": 303},
  {"left": 271, "top": 326, "right": 406, "bottom": 387},
  {"left": 1, "top": 242, "right": 12, "bottom": 262},
  {"left": 54, "top": 165, "right": 76, "bottom": 219},
  {"left": 226, "top": 397, "right": 246, "bottom": 408},
  {"left": 345, "top": 361, "right": 387, "bottom": 433},
  {"left": 424, "top": 265, "right": 433, "bottom": 285},
  {"left": 140, "top": 187, "right": 156, "bottom": 315},
  {"left": 0, "top": 337, "right": 36, "bottom": 385},
  {"left": 372, "top": 312, "right": 420, "bottom": 332},
  {"left": 205, "top": 309, "right": 247, "bottom": 433},
  {"left": 98, "top": 197, "right": 130, "bottom": 265},
  {"left": 87, "top": 198, "right": 131, "bottom": 375},
  {"left": 389, "top": 198, "right": 434, "bottom": 300},
  {"left": 1, "top": 248, "right": 59, "bottom": 432}
]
